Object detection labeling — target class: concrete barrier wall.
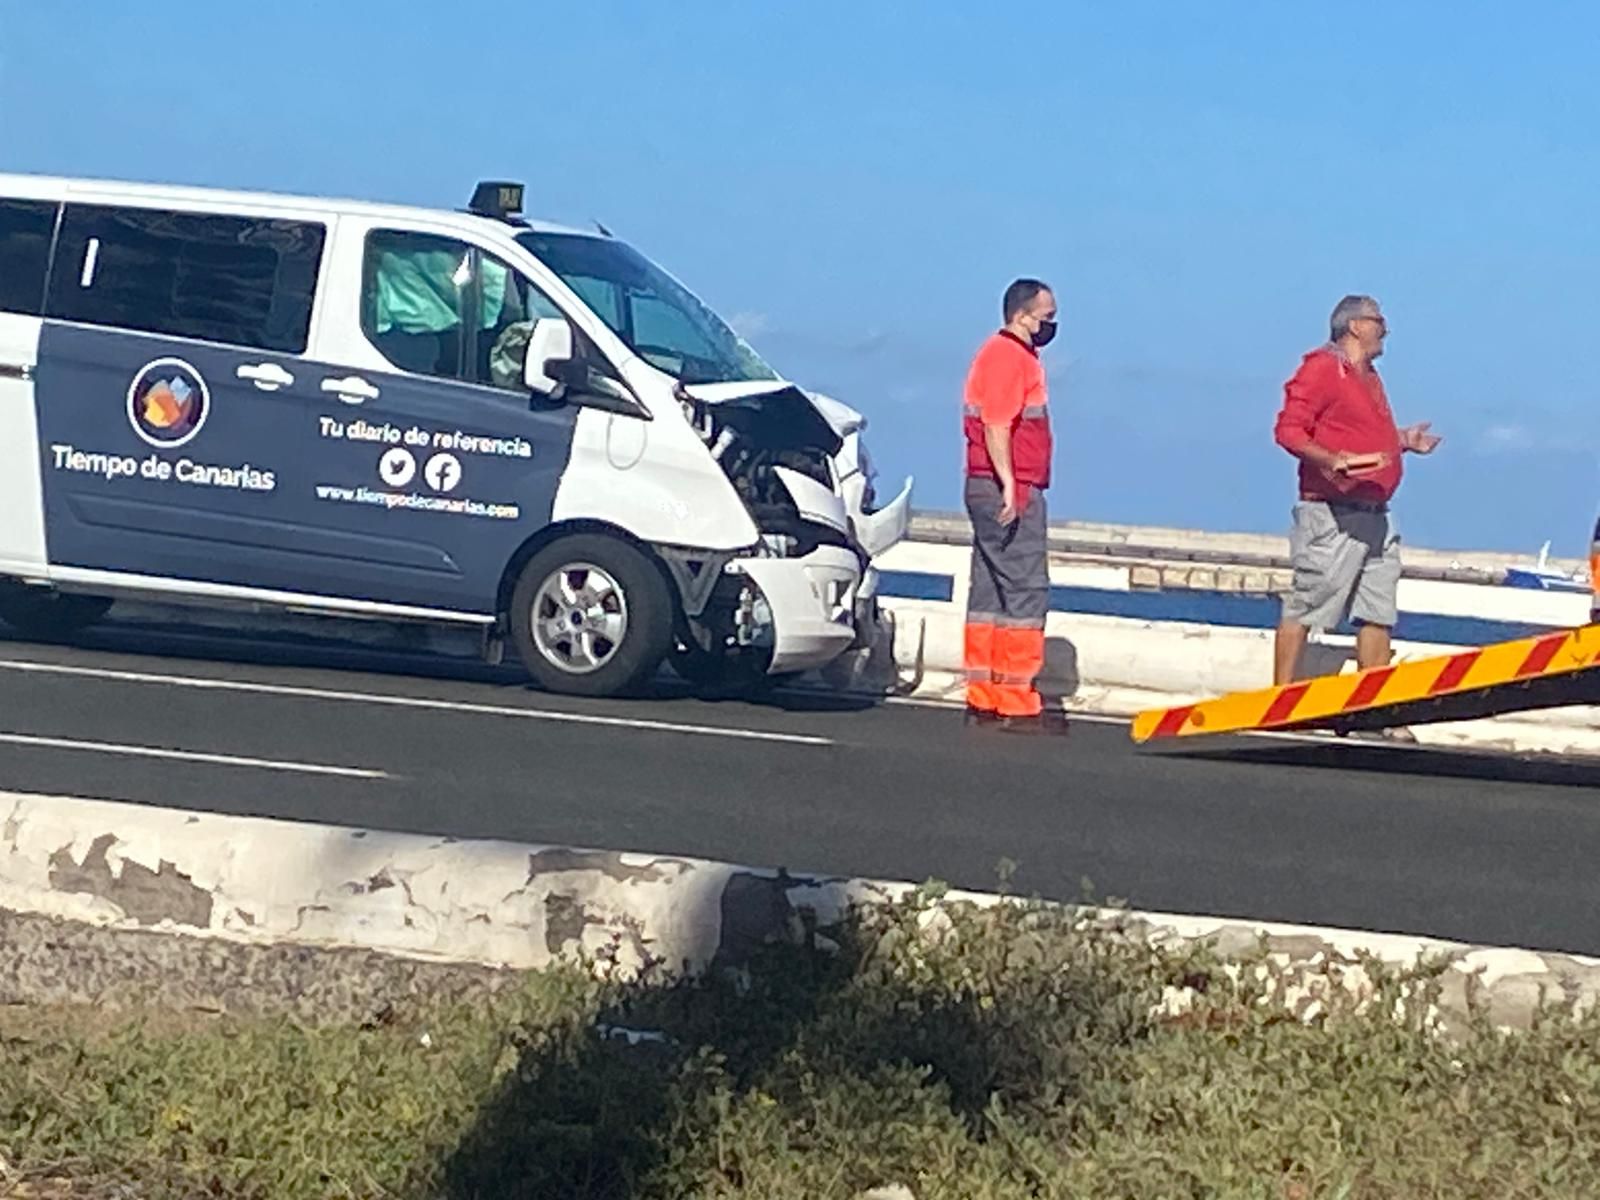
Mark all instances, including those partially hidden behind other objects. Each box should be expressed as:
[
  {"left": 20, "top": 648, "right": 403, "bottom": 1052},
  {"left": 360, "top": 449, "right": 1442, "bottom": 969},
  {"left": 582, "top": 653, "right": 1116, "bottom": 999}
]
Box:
[
  {"left": 4, "top": 789, "right": 1598, "bottom": 1032},
  {"left": 903, "top": 511, "right": 1592, "bottom": 584},
  {"left": 858, "top": 515, "right": 1600, "bottom": 755}
]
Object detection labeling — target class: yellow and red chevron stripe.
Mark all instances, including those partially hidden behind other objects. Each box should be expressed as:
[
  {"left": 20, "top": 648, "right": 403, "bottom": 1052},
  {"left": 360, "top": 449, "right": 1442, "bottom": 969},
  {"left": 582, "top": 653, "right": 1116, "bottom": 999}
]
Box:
[{"left": 1130, "top": 624, "right": 1600, "bottom": 743}]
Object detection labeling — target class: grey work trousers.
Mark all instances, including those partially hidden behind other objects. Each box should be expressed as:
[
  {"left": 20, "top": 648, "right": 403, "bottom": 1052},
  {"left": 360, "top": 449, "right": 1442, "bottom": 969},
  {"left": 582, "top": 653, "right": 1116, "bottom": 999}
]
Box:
[{"left": 963, "top": 476, "right": 1049, "bottom": 715}]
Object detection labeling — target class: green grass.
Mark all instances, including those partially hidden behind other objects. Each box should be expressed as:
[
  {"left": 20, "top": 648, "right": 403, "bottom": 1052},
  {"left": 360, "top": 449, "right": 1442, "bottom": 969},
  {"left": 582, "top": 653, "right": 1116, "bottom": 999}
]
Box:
[{"left": 3, "top": 890, "right": 1599, "bottom": 1198}]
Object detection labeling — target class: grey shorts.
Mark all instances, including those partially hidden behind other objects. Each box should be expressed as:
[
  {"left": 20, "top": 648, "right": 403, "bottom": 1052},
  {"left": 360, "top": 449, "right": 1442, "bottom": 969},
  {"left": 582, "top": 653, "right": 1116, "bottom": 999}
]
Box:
[{"left": 1281, "top": 500, "right": 1401, "bottom": 631}]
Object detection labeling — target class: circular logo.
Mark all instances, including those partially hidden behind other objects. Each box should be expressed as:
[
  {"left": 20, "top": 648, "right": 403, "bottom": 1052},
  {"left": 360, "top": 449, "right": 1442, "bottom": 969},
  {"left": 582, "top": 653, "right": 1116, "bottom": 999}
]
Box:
[
  {"left": 126, "top": 358, "right": 210, "bottom": 449},
  {"left": 378, "top": 447, "right": 417, "bottom": 488},
  {"left": 424, "top": 452, "right": 462, "bottom": 493}
]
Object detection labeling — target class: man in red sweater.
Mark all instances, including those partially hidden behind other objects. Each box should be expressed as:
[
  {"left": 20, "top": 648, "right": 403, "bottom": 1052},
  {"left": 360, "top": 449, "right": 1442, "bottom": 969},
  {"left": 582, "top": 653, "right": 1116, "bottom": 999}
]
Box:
[{"left": 1272, "top": 294, "right": 1441, "bottom": 687}]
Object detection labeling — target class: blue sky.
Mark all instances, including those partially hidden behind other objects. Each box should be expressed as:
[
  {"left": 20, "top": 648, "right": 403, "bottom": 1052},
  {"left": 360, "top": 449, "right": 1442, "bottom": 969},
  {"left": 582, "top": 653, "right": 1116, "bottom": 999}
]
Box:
[{"left": 4, "top": 2, "right": 1598, "bottom": 555}]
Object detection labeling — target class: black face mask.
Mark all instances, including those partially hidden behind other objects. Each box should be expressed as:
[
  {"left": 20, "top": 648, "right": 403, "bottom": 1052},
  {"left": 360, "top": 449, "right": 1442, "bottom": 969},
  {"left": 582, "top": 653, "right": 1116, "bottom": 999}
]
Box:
[{"left": 1032, "top": 319, "right": 1057, "bottom": 348}]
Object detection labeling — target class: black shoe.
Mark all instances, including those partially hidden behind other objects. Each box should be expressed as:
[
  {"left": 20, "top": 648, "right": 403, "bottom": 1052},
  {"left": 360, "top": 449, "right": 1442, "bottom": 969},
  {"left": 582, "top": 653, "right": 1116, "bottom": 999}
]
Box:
[
  {"left": 963, "top": 707, "right": 1000, "bottom": 727},
  {"left": 995, "top": 711, "right": 1070, "bottom": 737}
]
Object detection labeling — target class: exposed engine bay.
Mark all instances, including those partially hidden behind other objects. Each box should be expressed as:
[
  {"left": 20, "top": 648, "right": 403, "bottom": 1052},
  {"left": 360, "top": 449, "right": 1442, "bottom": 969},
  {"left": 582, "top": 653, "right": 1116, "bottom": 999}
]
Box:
[
  {"left": 663, "top": 384, "right": 864, "bottom": 684},
  {"left": 677, "top": 383, "right": 852, "bottom": 556}
]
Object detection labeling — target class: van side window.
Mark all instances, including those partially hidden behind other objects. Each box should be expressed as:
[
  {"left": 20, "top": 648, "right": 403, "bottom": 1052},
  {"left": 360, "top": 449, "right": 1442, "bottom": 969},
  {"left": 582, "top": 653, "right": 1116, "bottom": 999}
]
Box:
[
  {"left": 362, "top": 230, "right": 562, "bottom": 392},
  {"left": 0, "top": 199, "right": 59, "bottom": 316},
  {"left": 45, "top": 206, "right": 324, "bottom": 354}
]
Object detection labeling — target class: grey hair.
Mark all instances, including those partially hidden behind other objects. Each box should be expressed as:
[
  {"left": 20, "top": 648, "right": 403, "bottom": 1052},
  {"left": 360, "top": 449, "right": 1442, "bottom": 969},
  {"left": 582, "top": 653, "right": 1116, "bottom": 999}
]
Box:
[{"left": 1329, "top": 294, "right": 1381, "bottom": 340}]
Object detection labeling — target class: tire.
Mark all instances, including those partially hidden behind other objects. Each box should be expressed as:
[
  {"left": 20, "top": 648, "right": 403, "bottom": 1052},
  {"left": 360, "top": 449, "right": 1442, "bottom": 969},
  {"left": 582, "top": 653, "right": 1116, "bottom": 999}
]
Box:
[
  {"left": 508, "top": 534, "right": 674, "bottom": 698},
  {"left": 0, "top": 588, "right": 113, "bottom": 641}
]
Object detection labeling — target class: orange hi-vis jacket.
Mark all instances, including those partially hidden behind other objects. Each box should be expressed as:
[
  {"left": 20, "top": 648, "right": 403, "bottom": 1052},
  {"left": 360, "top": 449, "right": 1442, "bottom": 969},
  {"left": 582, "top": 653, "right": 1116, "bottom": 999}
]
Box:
[{"left": 962, "top": 331, "right": 1053, "bottom": 492}]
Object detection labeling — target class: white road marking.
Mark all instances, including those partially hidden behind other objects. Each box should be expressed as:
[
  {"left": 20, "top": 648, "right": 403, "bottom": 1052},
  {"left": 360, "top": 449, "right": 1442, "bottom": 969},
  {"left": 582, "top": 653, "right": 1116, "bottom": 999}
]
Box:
[
  {"left": 0, "top": 659, "right": 834, "bottom": 748},
  {"left": 0, "top": 656, "right": 1409, "bottom": 755},
  {"left": 0, "top": 732, "right": 388, "bottom": 778}
]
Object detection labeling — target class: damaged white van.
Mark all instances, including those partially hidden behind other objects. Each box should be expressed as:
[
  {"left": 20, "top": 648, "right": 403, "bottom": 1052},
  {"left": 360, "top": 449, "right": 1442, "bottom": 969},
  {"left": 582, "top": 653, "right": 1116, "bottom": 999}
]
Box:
[{"left": 0, "top": 175, "right": 913, "bottom": 696}]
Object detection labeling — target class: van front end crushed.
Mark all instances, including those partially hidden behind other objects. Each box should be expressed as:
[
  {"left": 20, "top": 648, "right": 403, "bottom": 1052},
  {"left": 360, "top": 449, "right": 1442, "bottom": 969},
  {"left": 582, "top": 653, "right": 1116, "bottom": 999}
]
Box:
[{"left": 726, "top": 544, "right": 861, "bottom": 674}]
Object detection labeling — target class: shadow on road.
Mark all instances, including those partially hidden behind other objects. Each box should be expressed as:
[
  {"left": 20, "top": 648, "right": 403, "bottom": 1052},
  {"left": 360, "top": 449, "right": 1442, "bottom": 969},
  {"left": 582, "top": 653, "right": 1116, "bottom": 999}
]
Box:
[
  {"left": 1167, "top": 737, "right": 1600, "bottom": 791},
  {"left": 46, "top": 619, "right": 517, "bottom": 687},
  {"left": 6, "top": 616, "right": 879, "bottom": 715},
  {"left": 674, "top": 683, "right": 878, "bottom": 714}
]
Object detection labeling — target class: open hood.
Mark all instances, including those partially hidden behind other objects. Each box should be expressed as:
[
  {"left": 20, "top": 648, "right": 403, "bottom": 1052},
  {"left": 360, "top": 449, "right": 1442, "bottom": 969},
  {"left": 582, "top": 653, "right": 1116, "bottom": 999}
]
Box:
[
  {"left": 679, "top": 381, "right": 862, "bottom": 446},
  {"left": 683, "top": 383, "right": 866, "bottom": 437},
  {"left": 677, "top": 382, "right": 843, "bottom": 460},
  {"left": 679, "top": 380, "right": 796, "bottom": 404},
  {"left": 802, "top": 390, "right": 867, "bottom": 439},
  {"left": 676, "top": 382, "right": 848, "bottom": 554},
  {"left": 677, "top": 380, "right": 910, "bottom": 560}
]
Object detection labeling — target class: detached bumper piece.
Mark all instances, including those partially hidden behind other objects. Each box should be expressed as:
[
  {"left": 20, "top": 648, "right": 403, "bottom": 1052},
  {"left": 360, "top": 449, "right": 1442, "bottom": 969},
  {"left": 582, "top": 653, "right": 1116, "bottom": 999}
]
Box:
[{"left": 1131, "top": 624, "right": 1600, "bottom": 744}]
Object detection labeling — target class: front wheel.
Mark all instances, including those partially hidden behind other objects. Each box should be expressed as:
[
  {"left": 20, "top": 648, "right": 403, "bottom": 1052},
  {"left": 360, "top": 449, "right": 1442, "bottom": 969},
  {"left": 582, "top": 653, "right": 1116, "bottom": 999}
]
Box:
[
  {"left": 508, "top": 535, "right": 673, "bottom": 698},
  {"left": 0, "top": 588, "right": 113, "bottom": 641}
]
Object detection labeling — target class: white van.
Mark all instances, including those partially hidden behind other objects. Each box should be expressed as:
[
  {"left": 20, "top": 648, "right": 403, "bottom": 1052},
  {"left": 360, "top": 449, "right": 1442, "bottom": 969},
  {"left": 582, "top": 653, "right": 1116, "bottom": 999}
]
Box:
[{"left": 0, "top": 175, "right": 913, "bottom": 697}]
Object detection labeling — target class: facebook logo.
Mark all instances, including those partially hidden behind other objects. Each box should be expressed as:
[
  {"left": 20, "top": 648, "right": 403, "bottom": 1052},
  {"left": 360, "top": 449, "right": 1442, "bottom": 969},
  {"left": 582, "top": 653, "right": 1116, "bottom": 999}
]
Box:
[{"left": 424, "top": 452, "right": 463, "bottom": 494}]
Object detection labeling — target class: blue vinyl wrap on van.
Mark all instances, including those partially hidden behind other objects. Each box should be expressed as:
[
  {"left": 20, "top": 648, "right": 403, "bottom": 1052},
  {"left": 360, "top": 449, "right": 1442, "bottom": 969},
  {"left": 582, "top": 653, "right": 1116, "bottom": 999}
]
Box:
[{"left": 35, "top": 323, "right": 580, "bottom": 613}]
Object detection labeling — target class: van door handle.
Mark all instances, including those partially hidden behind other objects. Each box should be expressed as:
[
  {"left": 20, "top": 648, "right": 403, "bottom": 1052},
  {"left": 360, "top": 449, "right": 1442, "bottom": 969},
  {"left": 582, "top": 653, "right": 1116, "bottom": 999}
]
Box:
[
  {"left": 322, "top": 375, "right": 380, "bottom": 405},
  {"left": 237, "top": 362, "right": 295, "bottom": 392}
]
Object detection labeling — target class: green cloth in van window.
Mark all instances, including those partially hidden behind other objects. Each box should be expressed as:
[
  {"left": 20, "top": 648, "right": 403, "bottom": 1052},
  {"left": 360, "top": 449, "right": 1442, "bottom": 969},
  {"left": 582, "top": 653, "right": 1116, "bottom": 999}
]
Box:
[{"left": 373, "top": 247, "right": 510, "bottom": 334}]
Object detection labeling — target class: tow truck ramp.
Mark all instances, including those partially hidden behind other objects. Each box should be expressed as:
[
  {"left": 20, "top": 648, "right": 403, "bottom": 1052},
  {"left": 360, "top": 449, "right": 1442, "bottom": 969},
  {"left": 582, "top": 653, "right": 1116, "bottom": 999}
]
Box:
[{"left": 1131, "top": 624, "right": 1600, "bottom": 744}]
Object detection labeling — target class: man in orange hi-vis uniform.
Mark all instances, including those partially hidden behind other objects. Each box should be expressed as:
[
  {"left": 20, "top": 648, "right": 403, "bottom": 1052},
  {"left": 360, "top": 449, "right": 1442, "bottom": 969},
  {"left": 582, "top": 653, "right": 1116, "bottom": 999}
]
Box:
[{"left": 960, "top": 278, "right": 1067, "bottom": 735}]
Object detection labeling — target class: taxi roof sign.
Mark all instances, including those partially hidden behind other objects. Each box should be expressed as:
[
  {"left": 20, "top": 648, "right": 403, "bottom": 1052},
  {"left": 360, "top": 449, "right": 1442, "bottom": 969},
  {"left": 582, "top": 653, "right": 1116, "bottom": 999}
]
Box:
[{"left": 469, "top": 181, "right": 525, "bottom": 220}]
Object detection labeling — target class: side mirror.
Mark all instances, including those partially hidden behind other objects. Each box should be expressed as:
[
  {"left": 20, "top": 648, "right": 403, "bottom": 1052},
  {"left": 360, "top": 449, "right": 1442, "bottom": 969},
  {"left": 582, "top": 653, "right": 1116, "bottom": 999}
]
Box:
[{"left": 522, "top": 317, "right": 574, "bottom": 397}]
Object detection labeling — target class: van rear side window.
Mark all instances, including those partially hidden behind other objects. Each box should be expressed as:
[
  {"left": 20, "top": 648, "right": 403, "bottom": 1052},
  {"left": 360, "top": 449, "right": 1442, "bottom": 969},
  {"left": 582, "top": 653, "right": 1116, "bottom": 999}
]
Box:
[
  {"left": 0, "top": 198, "right": 59, "bottom": 316},
  {"left": 45, "top": 205, "right": 325, "bottom": 354}
]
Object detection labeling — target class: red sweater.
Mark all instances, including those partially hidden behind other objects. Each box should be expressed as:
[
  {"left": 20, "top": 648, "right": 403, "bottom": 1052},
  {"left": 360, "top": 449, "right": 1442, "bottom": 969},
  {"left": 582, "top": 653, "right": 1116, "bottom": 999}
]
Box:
[{"left": 1273, "top": 345, "right": 1403, "bottom": 504}]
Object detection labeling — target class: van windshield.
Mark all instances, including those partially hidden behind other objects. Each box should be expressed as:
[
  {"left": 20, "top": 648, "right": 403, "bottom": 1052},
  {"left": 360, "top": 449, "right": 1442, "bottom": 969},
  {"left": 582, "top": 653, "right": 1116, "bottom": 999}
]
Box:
[{"left": 516, "top": 232, "right": 778, "bottom": 386}]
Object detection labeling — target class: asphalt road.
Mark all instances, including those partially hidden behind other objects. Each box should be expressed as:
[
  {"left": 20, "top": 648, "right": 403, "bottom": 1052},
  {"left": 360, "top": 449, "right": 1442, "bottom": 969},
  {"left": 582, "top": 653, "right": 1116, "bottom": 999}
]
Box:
[{"left": 2, "top": 612, "right": 1598, "bottom": 956}]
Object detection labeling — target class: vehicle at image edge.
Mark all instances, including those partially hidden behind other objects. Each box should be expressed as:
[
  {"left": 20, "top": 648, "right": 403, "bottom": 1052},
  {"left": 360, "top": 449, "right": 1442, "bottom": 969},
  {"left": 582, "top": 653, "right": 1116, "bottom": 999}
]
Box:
[{"left": 0, "top": 175, "right": 914, "bottom": 697}]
